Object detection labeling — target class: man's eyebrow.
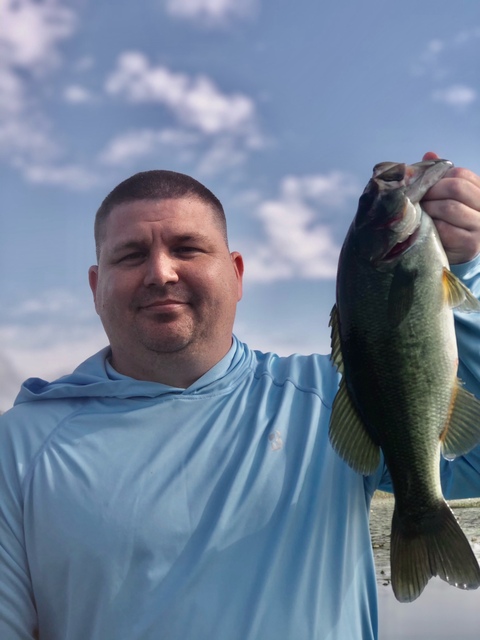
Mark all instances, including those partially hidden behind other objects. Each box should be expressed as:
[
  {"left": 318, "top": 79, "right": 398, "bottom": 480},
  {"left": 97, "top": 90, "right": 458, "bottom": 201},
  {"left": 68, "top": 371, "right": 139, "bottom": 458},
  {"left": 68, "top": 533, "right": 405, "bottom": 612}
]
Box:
[
  {"left": 110, "top": 239, "right": 147, "bottom": 255},
  {"left": 110, "top": 233, "right": 212, "bottom": 254},
  {"left": 173, "top": 232, "right": 212, "bottom": 243}
]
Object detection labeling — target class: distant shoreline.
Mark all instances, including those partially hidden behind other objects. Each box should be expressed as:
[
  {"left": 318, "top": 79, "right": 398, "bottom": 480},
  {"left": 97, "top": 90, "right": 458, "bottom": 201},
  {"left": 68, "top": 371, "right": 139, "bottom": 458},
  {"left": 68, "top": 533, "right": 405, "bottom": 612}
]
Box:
[{"left": 373, "top": 490, "right": 480, "bottom": 509}]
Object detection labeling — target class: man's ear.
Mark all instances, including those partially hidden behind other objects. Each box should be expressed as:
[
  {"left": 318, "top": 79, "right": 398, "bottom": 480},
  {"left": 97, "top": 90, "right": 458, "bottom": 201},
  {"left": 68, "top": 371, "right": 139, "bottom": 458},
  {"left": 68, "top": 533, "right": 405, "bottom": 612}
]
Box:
[
  {"left": 88, "top": 265, "right": 99, "bottom": 309},
  {"left": 231, "top": 252, "right": 244, "bottom": 301}
]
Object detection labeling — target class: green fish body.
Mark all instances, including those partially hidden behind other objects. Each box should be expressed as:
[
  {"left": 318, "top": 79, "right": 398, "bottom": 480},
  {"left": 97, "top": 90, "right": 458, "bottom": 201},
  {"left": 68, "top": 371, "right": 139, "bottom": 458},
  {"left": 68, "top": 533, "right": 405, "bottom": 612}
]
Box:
[{"left": 330, "top": 159, "right": 480, "bottom": 602}]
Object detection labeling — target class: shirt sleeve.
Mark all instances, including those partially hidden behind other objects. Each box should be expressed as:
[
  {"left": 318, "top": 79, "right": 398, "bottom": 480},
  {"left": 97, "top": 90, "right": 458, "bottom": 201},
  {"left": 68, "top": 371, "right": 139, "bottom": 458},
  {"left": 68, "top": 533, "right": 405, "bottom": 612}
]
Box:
[
  {"left": 440, "top": 255, "right": 480, "bottom": 499},
  {"left": 0, "top": 416, "right": 39, "bottom": 639}
]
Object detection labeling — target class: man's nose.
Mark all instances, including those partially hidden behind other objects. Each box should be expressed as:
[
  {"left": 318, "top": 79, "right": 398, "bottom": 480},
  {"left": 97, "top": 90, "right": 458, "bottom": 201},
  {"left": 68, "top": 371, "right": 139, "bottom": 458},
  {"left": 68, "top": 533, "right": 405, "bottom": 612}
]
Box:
[{"left": 143, "top": 253, "right": 179, "bottom": 287}]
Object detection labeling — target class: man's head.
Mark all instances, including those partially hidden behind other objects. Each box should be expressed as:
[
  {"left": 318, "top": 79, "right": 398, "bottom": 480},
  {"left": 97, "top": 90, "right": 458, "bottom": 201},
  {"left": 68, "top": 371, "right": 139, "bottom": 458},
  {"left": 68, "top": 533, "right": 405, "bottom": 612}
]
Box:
[
  {"left": 94, "top": 170, "right": 228, "bottom": 261},
  {"left": 89, "top": 170, "right": 244, "bottom": 387}
]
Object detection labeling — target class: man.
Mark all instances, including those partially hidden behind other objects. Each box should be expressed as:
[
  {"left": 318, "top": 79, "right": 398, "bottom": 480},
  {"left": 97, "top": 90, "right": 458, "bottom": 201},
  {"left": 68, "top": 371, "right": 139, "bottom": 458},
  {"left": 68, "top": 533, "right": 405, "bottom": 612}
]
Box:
[
  {"left": 1, "top": 153, "right": 480, "bottom": 639},
  {"left": 88, "top": 169, "right": 244, "bottom": 388}
]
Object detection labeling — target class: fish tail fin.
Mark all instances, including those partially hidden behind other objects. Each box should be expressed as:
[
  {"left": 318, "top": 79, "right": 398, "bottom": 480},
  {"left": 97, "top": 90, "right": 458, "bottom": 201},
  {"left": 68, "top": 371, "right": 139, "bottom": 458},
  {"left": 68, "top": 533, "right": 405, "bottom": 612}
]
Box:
[{"left": 390, "top": 501, "right": 480, "bottom": 603}]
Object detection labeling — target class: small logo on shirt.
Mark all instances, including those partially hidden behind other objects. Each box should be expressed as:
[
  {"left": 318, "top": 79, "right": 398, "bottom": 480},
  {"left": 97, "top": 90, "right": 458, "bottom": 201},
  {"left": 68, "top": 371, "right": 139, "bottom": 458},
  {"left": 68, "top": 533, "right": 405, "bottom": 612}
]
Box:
[{"left": 268, "top": 430, "right": 283, "bottom": 451}]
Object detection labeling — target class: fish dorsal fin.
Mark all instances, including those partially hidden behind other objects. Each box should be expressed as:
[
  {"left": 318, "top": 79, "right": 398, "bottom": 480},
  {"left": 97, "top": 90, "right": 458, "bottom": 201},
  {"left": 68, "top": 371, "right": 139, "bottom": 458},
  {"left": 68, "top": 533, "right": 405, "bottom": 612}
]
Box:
[
  {"left": 329, "top": 304, "right": 344, "bottom": 374},
  {"left": 441, "top": 380, "right": 480, "bottom": 459},
  {"left": 443, "top": 268, "right": 480, "bottom": 312},
  {"left": 329, "top": 378, "right": 381, "bottom": 475}
]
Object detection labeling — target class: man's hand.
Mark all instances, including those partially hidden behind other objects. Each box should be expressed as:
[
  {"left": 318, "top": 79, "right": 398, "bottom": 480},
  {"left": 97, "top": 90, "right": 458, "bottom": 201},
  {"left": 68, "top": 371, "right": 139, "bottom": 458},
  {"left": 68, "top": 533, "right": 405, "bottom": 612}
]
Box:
[{"left": 421, "top": 151, "right": 480, "bottom": 265}]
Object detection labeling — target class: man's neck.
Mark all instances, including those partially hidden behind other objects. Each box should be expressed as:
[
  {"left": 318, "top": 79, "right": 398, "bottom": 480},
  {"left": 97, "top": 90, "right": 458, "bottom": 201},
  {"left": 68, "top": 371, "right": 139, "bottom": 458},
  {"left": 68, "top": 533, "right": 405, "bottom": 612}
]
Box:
[{"left": 109, "top": 339, "right": 233, "bottom": 388}]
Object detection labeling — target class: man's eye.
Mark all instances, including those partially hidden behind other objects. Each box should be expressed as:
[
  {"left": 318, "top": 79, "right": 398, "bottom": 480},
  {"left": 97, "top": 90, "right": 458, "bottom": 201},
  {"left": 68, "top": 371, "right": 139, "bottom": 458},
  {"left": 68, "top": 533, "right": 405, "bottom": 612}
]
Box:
[
  {"left": 120, "top": 252, "right": 145, "bottom": 262},
  {"left": 176, "top": 246, "right": 201, "bottom": 254}
]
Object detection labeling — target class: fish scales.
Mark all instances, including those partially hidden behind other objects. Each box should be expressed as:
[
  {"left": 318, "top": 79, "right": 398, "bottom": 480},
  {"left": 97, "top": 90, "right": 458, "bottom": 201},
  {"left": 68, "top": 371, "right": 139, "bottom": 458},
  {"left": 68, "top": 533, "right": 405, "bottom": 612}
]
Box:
[
  {"left": 341, "top": 217, "right": 453, "bottom": 459},
  {"left": 329, "top": 159, "right": 480, "bottom": 602}
]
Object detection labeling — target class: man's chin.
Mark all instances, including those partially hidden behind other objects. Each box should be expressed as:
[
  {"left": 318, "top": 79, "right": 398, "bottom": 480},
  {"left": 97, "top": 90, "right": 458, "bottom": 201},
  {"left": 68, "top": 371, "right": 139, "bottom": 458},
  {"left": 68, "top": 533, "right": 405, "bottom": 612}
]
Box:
[{"left": 140, "top": 332, "right": 194, "bottom": 355}]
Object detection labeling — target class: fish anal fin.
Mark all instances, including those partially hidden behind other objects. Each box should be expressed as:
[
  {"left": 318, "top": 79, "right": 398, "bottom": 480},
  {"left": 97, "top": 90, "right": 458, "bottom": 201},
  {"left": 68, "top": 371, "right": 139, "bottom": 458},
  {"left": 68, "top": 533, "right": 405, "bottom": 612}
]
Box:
[
  {"left": 329, "top": 378, "right": 380, "bottom": 475},
  {"left": 443, "top": 268, "right": 480, "bottom": 312},
  {"left": 329, "top": 304, "right": 344, "bottom": 374},
  {"left": 441, "top": 380, "right": 480, "bottom": 458},
  {"left": 387, "top": 266, "right": 417, "bottom": 328}
]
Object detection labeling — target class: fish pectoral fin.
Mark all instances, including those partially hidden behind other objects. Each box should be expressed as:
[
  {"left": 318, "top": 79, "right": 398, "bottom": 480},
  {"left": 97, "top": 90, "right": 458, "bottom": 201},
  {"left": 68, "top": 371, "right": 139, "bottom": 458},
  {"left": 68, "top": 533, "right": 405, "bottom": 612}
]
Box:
[
  {"left": 443, "top": 268, "right": 480, "bottom": 312},
  {"left": 329, "top": 304, "right": 344, "bottom": 374},
  {"left": 329, "top": 378, "right": 380, "bottom": 475},
  {"left": 441, "top": 380, "right": 480, "bottom": 458},
  {"left": 387, "top": 266, "right": 418, "bottom": 328}
]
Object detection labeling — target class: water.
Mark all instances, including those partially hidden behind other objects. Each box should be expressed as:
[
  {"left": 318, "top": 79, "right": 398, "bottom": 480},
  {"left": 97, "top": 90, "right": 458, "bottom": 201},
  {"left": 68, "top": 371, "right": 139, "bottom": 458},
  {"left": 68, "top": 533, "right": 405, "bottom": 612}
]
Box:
[{"left": 370, "top": 495, "right": 480, "bottom": 639}]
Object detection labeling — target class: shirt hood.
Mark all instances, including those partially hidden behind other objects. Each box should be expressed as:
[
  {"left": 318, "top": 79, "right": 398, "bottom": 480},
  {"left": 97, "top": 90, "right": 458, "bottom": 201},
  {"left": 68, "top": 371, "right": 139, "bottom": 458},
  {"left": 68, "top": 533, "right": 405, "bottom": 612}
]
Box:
[{"left": 14, "top": 335, "right": 251, "bottom": 406}]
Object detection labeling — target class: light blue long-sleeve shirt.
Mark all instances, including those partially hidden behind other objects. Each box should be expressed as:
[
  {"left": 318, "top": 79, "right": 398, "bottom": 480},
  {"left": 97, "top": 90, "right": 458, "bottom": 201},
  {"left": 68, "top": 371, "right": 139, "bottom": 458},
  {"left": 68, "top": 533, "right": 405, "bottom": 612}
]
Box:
[{"left": 1, "top": 259, "right": 480, "bottom": 640}]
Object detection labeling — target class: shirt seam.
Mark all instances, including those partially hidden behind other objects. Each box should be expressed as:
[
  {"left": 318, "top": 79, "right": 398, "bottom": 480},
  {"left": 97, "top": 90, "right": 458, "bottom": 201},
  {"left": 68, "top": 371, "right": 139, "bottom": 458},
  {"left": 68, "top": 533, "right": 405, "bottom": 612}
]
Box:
[
  {"left": 21, "top": 408, "right": 86, "bottom": 496},
  {"left": 252, "top": 369, "right": 332, "bottom": 409}
]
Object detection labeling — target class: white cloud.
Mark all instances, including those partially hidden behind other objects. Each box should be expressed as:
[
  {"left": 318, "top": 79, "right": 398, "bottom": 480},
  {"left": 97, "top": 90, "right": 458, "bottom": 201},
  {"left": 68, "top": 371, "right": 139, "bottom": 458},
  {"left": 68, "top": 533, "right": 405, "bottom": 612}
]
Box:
[
  {"left": 10, "top": 289, "right": 94, "bottom": 319},
  {"left": 233, "top": 321, "right": 331, "bottom": 360},
  {"left": 0, "top": 112, "right": 59, "bottom": 166},
  {"left": 98, "top": 124, "right": 262, "bottom": 177},
  {"left": 20, "top": 162, "right": 101, "bottom": 189},
  {"left": 0, "top": 0, "right": 76, "bottom": 71},
  {"left": 0, "top": 288, "right": 107, "bottom": 410},
  {"left": 453, "top": 27, "right": 480, "bottom": 47},
  {"left": 0, "top": 323, "right": 107, "bottom": 411},
  {"left": 196, "top": 134, "right": 248, "bottom": 175},
  {"left": 280, "top": 173, "right": 361, "bottom": 208},
  {"left": 63, "top": 84, "right": 96, "bottom": 104},
  {"left": 164, "top": 0, "right": 257, "bottom": 25},
  {"left": 0, "top": 0, "right": 80, "bottom": 181},
  {"left": 98, "top": 127, "right": 200, "bottom": 166},
  {"left": 105, "top": 52, "right": 258, "bottom": 138},
  {"left": 102, "top": 52, "right": 264, "bottom": 175},
  {"left": 0, "top": 66, "right": 27, "bottom": 116},
  {"left": 0, "top": 351, "right": 24, "bottom": 412},
  {"left": 432, "top": 84, "right": 477, "bottom": 108},
  {"left": 410, "top": 28, "right": 480, "bottom": 114},
  {"left": 245, "top": 172, "right": 359, "bottom": 283},
  {"left": 413, "top": 27, "right": 480, "bottom": 100},
  {"left": 413, "top": 38, "right": 446, "bottom": 77},
  {"left": 0, "top": 62, "right": 60, "bottom": 166},
  {"left": 73, "top": 55, "right": 95, "bottom": 72}
]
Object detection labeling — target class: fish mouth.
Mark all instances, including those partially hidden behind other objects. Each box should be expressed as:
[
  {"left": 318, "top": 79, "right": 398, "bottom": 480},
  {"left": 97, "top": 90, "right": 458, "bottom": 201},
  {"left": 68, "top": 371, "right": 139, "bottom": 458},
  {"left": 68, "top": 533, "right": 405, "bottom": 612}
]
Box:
[
  {"left": 404, "top": 159, "right": 453, "bottom": 204},
  {"left": 371, "top": 159, "right": 453, "bottom": 203},
  {"left": 367, "top": 159, "right": 453, "bottom": 265}
]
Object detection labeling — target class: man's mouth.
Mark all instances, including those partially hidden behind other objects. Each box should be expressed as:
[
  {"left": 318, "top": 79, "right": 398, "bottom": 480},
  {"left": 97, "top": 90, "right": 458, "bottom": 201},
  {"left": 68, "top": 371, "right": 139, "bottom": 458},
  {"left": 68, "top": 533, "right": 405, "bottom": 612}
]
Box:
[{"left": 139, "top": 299, "right": 190, "bottom": 314}]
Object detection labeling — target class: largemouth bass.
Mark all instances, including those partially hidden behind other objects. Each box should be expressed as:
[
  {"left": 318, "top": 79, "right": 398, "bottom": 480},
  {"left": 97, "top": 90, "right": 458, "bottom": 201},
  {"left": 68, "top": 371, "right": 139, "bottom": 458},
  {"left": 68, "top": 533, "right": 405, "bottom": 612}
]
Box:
[{"left": 329, "top": 158, "right": 480, "bottom": 602}]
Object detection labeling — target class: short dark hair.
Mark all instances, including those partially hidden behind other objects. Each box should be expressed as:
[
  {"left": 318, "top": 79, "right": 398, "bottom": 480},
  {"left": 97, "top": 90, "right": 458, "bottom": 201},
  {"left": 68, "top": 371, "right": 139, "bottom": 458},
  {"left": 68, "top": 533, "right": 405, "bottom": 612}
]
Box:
[{"left": 94, "top": 169, "right": 228, "bottom": 260}]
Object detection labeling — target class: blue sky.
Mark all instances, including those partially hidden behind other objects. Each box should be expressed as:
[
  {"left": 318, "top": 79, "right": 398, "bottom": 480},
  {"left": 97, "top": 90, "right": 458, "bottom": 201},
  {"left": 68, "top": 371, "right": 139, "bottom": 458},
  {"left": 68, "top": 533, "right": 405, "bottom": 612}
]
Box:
[{"left": 1, "top": 0, "right": 480, "bottom": 409}]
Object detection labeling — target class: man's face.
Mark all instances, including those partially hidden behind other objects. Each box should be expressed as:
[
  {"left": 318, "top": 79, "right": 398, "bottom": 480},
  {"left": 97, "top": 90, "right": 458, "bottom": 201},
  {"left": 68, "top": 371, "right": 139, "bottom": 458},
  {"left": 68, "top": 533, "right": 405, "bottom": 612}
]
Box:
[{"left": 88, "top": 197, "right": 243, "bottom": 380}]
